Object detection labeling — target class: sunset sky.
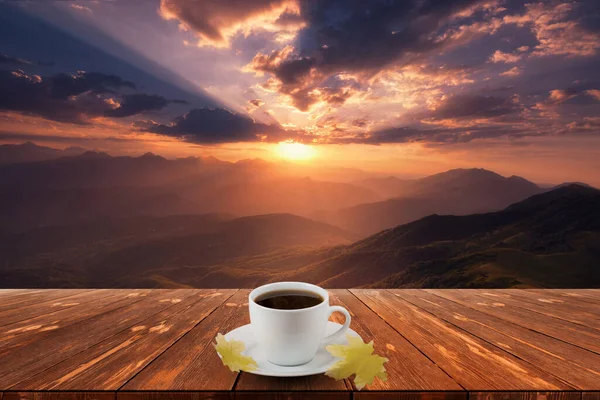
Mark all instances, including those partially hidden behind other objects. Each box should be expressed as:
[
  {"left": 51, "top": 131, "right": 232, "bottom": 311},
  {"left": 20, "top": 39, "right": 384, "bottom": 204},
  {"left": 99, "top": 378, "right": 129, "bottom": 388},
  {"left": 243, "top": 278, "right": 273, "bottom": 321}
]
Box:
[{"left": 1, "top": 0, "right": 599, "bottom": 184}]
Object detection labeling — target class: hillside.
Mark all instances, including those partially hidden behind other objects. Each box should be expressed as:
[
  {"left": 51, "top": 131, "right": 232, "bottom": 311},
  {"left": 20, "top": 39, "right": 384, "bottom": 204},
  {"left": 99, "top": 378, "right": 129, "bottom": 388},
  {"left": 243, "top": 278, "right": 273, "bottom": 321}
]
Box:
[
  {"left": 0, "top": 213, "right": 356, "bottom": 287},
  {"left": 286, "top": 184, "right": 600, "bottom": 288},
  {"left": 0, "top": 149, "right": 381, "bottom": 232},
  {"left": 1, "top": 185, "right": 597, "bottom": 289},
  {"left": 327, "top": 168, "right": 543, "bottom": 235}
]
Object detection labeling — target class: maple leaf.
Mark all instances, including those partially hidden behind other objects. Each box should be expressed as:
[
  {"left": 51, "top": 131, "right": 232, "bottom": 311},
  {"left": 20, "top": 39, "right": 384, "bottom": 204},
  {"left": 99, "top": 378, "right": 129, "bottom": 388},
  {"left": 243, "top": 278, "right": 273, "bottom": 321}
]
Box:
[
  {"left": 213, "top": 333, "right": 258, "bottom": 372},
  {"left": 325, "top": 334, "right": 388, "bottom": 390}
]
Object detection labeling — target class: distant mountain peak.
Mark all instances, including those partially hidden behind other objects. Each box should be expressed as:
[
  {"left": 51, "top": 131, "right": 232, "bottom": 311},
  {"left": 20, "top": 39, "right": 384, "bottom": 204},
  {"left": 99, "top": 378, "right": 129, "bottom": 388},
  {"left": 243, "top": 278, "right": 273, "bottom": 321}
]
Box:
[
  {"left": 80, "top": 151, "right": 110, "bottom": 158},
  {"left": 140, "top": 152, "right": 166, "bottom": 160}
]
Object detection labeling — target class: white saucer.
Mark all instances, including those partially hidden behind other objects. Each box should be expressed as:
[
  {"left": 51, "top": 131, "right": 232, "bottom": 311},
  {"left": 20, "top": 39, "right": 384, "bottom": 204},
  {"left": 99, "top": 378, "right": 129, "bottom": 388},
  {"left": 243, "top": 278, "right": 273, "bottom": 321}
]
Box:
[{"left": 223, "top": 321, "right": 361, "bottom": 377}]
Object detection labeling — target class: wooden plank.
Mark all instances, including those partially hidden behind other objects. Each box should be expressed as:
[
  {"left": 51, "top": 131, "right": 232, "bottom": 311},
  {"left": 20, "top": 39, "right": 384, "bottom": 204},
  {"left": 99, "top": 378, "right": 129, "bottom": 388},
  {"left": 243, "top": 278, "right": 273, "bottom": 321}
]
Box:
[
  {"left": 354, "top": 393, "right": 466, "bottom": 400},
  {"left": 11, "top": 290, "right": 236, "bottom": 390},
  {"left": 327, "top": 290, "right": 462, "bottom": 391},
  {"left": 524, "top": 289, "right": 600, "bottom": 306},
  {"left": 0, "top": 290, "right": 88, "bottom": 312},
  {"left": 0, "top": 289, "right": 153, "bottom": 350},
  {"left": 0, "top": 289, "right": 30, "bottom": 297},
  {"left": 392, "top": 289, "right": 600, "bottom": 390},
  {"left": 121, "top": 290, "right": 251, "bottom": 391},
  {"left": 118, "top": 392, "right": 233, "bottom": 400},
  {"left": 503, "top": 289, "right": 600, "bottom": 314},
  {"left": 1, "top": 393, "right": 114, "bottom": 400},
  {"left": 583, "top": 393, "right": 600, "bottom": 400},
  {"left": 235, "top": 374, "right": 348, "bottom": 392},
  {"left": 427, "top": 289, "right": 600, "bottom": 354},
  {"left": 487, "top": 290, "right": 600, "bottom": 328},
  {"left": 0, "top": 289, "right": 201, "bottom": 389},
  {"left": 0, "top": 289, "right": 118, "bottom": 327},
  {"left": 470, "top": 393, "right": 580, "bottom": 400},
  {"left": 351, "top": 289, "right": 572, "bottom": 391},
  {"left": 236, "top": 393, "right": 350, "bottom": 400}
]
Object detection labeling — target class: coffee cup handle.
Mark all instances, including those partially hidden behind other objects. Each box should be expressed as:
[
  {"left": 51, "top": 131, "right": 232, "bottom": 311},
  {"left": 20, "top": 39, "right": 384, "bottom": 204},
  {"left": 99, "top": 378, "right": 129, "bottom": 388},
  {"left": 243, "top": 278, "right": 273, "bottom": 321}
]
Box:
[{"left": 323, "top": 305, "right": 352, "bottom": 344}]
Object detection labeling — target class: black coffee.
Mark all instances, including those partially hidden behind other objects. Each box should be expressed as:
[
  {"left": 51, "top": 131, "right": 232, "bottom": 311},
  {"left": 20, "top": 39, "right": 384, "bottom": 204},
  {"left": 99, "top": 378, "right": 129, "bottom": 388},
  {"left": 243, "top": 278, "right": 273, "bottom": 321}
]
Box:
[{"left": 255, "top": 290, "right": 324, "bottom": 310}]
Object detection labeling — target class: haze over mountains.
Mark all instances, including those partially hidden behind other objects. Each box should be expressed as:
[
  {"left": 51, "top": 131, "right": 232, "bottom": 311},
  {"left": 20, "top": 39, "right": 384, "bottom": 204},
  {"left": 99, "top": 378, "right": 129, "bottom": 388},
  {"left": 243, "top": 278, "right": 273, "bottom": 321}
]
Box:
[{"left": 0, "top": 142, "right": 598, "bottom": 288}]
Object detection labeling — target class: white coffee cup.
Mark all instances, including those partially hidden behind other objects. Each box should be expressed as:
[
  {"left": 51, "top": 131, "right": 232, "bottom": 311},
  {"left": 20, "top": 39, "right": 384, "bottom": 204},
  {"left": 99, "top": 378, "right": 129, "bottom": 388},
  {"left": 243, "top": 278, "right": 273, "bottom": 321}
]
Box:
[{"left": 249, "top": 281, "right": 351, "bottom": 366}]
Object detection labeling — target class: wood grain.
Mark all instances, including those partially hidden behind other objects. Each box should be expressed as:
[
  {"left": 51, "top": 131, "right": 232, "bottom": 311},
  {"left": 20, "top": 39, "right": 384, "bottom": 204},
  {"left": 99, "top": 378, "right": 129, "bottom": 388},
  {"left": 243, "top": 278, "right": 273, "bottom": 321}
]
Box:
[
  {"left": 469, "top": 393, "right": 580, "bottom": 400},
  {"left": 427, "top": 289, "right": 600, "bottom": 354},
  {"left": 0, "top": 290, "right": 199, "bottom": 389},
  {"left": 328, "top": 290, "right": 462, "bottom": 391},
  {"left": 523, "top": 289, "right": 600, "bottom": 306},
  {"left": 121, "top": 290, "right": 251, "bottom": 391},
  {"left": 352, "top": 289, "right": 572, "bottom": 390},
  {"left": 2, "top": 289, "right": 600, "bottom": 395},
  {"left": 1, "top": 393, "right": 114, "bottom": 400},
  {"left": 353, "top": 392, "right": 466, "bottom": 400},
  {"left": 0, "top": 289, "right": 153, "bottom": 351},
  {"left": 118, "top": 392, "right": 233, "bottom": 400},
  {"left": 0, "top": 289, "right": 118, "bottom": 327},
  {"left": 0, "top": 290, "right": 87, "bottom": 312},
  {"left": 485, "top": 290, "right": 600, "bottom": 329},
  {"left": 392, "top": 289, "right": 600, "bottom": 390},
  {"left": 235, "top": 374, "right": 348, "bottom": 392},
  {"left": 236, "top": 392, "right": 350, "bottom": 399},
  {"left": 12, "top": 290, "right": 236, "bottom": 390}
]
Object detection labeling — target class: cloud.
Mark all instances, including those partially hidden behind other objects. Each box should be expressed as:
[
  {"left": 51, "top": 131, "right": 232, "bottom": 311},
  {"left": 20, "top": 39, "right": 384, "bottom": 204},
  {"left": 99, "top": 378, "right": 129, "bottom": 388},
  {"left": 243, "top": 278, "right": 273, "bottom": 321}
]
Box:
[
  {"left": 545, "top": 87, "right": 600, "bottom": 105},
  {"left": 70, "top": 3, "right": 92, "bottom": 13},
  {"left": 244, "top": 0, "right": 508, "bottom": 111},
  {"left": 499, "top": 67, "right": 521, "bottom": 77},
  {"left": 0, "top": 53, "right": 53, "bottom": 67},
  {"left": 246, "top": 98, "right": 265, "bottom": 112},
  {"left": 426, "top": 94, "right": 520, "bottom": 121},
  {"left": 105, "top": 94, "right": 171, "bottom": 118},
  {"left": 0, "top": 53, "right": 33, "bottom": 66},
  {"left": 330, "top": 125, "right": 520, "bottom": 145},
  {"left": 567, "top": 117, "right": 600, "bottom": 132},
  {"left": 158, "top": 0, "right": 303, "bottom": 48},
  {"left": 0, "top": 69, "right": 179, "bottom": 123},
  {"left": 504, "top": 2, "right": 600, "bottom": 57},
  {"left": 0, "top": 70, "right": 135, "bottom": 123},
  {"left": 489, "top": 50, "right": 522, "bottom": 63},
  {"left": 146, "top": 107, "right": 305, "bottom": 143}
]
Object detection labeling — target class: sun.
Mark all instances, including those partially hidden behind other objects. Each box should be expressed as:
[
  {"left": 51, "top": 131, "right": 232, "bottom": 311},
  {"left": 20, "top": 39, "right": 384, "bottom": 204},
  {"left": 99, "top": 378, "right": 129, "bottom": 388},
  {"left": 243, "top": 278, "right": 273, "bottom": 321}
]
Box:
[{"left": 276, "top": 141, "right": 315, "bottom": 161}]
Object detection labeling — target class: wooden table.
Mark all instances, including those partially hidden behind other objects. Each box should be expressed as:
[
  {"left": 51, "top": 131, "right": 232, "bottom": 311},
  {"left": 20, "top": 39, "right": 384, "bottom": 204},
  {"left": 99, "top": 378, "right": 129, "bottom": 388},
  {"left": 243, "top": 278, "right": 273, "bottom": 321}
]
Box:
[{"left": 1, "top": 289, "right": 599, "bottom": 400}]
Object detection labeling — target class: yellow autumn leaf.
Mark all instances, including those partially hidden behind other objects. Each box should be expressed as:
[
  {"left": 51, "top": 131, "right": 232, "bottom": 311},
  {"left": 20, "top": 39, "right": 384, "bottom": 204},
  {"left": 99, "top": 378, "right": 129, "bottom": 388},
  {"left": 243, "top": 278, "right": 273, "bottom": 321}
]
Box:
[
  {"left": 325, "top": 334, "right": 388, "bottom": 390},
  {"left": 213, "top": 333, "right": 258, "bottom": 372}
]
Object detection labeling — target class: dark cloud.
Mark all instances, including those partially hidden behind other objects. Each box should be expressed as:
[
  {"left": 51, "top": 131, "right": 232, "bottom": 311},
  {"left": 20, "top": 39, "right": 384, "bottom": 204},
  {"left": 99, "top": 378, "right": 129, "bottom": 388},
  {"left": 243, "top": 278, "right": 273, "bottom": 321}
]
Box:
[
  {"left": 334, "top": 125, "right": 521, "bottom": 145},
  {"left": 0, "top": 53, "right": 33, "bottom": 65},
  {"left": 248, "top": 99, "right": 265, "bottom": 108},
  {"left": 147, "top": 107, "right": 301, "bottom": 144},
  {"left": 0, "top": 70, "right": 125, "bottom": 123},
  {"left": 0, "top": 53, "right": 53, "bottom": 66},
  {"left": 0, "top": 69, "right": 176, "bottom": 123},
  {"left": 48, "top": 71, "right": 135, "bottom": 100},
  {"left": 427, "top": 94, "right": 521, "bottom": 120},
  {"left": 247, "top": 0, "right": 488, "bottom": 110},
  {"left": 105, "top": 94, "right": 170, "bottom": 118}
]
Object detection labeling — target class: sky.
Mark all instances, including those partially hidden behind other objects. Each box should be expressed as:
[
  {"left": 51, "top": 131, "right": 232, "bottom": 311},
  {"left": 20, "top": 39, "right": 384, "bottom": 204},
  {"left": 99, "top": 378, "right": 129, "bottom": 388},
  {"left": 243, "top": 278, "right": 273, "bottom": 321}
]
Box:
[{"left": 0, "top": 0, "right": 599, "bottom": 184}]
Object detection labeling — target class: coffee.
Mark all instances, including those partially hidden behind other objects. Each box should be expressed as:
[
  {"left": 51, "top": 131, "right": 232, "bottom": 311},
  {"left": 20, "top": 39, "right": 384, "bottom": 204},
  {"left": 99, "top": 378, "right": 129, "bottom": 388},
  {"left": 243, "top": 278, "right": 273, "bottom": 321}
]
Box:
[{"left": 255, "top": 290, "right": 324, "bottom": 310}]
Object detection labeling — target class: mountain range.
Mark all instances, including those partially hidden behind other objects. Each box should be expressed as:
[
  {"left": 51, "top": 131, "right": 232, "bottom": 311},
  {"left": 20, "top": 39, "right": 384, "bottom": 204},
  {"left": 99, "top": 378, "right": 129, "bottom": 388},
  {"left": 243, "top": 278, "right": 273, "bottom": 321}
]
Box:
[
  {"left": 324, "top": 168, "right": 544, "bottom": 235},
  {"left": 0, "top": 184, "right": 597, "bottom": 288},
  {"left": 0, "top": 142, "right": 597, "bottom": 289},
  {"left": 0, "top": 142, "right": 86, "bottom": 164}
]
